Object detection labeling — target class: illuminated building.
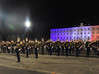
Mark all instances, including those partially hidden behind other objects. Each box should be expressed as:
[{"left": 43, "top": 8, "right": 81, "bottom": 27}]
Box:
[{"left": 50, "top": 25, "right": 99, "bottom": 42}]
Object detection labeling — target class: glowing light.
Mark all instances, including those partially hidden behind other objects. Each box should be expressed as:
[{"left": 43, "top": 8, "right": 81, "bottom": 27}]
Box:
[
  {"left": 35, "top": 39, "right": 38, "bottom": 42},
  {"left": 41, "top": 38, "right": 44, "bottom": 42},
  {"left": 17, "top": 37, "right": 20, "bottom": 42},
  {"left": 26, "top": 38, "right": 28, "bottom": 42},
  {"left": 25, "top": 17, "right": 31, "bottom": 28}
]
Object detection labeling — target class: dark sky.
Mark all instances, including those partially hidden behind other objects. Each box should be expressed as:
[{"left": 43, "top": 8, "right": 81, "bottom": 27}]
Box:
[
  {"left": 1, "top": 0, "right": 99, "bottom": 28},
  {"left": 0, "top": 0, "right": 99, "bottom": 39}
]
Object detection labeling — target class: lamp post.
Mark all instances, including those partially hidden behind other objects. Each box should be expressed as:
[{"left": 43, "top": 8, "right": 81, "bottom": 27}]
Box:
[{"left": 24, "top": 17, "right": 31, "bottom": 41}]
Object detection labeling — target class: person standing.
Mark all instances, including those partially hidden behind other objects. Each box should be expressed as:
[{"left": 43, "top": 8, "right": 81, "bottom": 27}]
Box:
[
  {"left": 34, "top": 45, "right": 39, "bottom": 59},
  {"left": 50, "top": 45, "right": 53, "bottom": 56},
  {"left": 57, "top": 46, "right": 60, "bottom": 56},
  {"left": 26, "top": 45, "right": 29, "bottom": 58},
  {"left": 75, "top": 44, "right": 80, "bottom": 57},
  {"left": 61, "top": 45, "right": 64, "bottom": 56},
  {"left": 65, "top": 44, "right": 69, "bottom": 56},
  {"left": 41, "top": 46, "right": 44, "bottom": 55},
  {"left": 15, "top": 46, "right": 21, "bottom": 62},
  {"left": 86, "top": 45, "right": 90, "bottom": 57}
]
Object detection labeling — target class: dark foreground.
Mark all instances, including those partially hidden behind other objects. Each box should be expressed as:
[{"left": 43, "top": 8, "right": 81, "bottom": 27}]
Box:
[{"left": 0, "top": 66, "right": 45, "bottom": 74}]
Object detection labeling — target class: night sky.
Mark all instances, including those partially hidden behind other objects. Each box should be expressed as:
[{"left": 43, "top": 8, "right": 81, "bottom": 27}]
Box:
[{"left": 0, "top": 0, "right": 99, "bottom": 39}]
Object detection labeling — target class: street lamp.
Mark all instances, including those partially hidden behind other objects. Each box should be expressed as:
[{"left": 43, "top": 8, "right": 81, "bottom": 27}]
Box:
[
  {"left": 25, "top": 17, "right": 31, "bottom": 29},
  {"left": 24, "top": 17, "right": 31, "bottom": 41}
]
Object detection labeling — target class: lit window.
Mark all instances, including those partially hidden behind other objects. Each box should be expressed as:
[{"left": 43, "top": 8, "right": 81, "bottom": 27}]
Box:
[
  {"left": 92, "top": 28, "right": 95, "bottom": 30},
  {"left": 84, "top": 28, "right": 86, "bottom": 31},
  {"left": 58, "top": 37, "right": 59, "bottom": 39},
  {"left": 81, "top": 29, "right": 83, "bottom": 31},
  {"left": 96, "top": 28, "right": 99, "bottom": 30},
  {"left": 93, "top": 32, "right": 95, "bottom": 34},
  {"left": 96, "top": 36, "right": 99, "bottom": 39},
  {"left": 88, "top": 28, "right": 90, "bottom": 30},
  {"left": 97, "top": 32, "right": 99, "bottom": 34},
  {"left": 88, "top": 37, "right": 90, "bottom": 40}
]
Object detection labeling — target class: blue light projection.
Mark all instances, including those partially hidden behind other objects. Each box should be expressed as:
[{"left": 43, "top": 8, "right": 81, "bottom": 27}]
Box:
[{"left": 50, "top": 26, "right": 92, "bottom": 42}]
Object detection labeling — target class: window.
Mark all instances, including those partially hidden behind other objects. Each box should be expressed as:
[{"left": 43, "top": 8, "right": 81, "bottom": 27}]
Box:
[
  {"left": 88, "top": 28, "right": 90, "bottom": 30},
  {"left": 58, "top": 36, "right": 59, "bottom": 38},
  {"left": 92, "top": 28, "right": 95, "bottom": 30},
  {"left": 74, "top": 37, "right": 75, "bottom": 39},
  {"left": 81, "top": 29, "right": 83, "bottom": 31},
  {"left": 84, "top": 28, "right": 86, "bottom": 31},
  {"left": 96, "top": 32, "right": 99, "bottom": 34},
  {"left": 70, "top": 30, "right": 72, "bottom": 32},
  {"left": 96, "top": 36, "right": 99, "bottom": 39},
  {"left": 96, "top": 28, "right": 99, "bottom": 31},
  {"left": 92, "top": 32, "right": 95, "bottom": 34},
  {"left": 88, "top": 36, "right": 90, "bottom": 40},
  {"left": 92, "top": 35, "right": 94, "bottom": 38},
  {"left": 78, "top": 29, "right": 79, "bottom": 31}
]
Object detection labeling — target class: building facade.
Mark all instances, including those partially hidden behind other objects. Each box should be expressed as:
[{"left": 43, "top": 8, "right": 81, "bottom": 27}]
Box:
[{"left": 50, "top": 25, "right": 99, "bottom": 42}]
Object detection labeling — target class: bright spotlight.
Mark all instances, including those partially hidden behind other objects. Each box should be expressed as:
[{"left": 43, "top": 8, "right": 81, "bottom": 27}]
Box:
[{"left": 25, "top": 17, "right": 31, "bottom": 28}]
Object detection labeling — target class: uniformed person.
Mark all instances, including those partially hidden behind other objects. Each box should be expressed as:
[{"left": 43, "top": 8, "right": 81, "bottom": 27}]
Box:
[
  {"left": 65, "top": 43, "right": 69, "bottom": 56},
  {"left": 61, "top": 45, "right": 64, "bottom": 56},
  {"left": 26, "top": 45, "right": 29, "bottom": 58},
  {"left": 86, "top": 44, "right": 90, "bottom": 57},
  {"left": 15, "top": 46, "right": 21, "bottom": 62},
  {"left": 34, "top": 45, "right": 39, "bottom": 59},
  {"left": 75, "top": 44, "right": 80, "bottom": 57}
]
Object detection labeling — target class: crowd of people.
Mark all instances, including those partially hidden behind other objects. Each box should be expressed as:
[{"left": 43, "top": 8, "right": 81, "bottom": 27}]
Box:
[{"left": 0, "top": 39, "right": 99, "bottom": 62}]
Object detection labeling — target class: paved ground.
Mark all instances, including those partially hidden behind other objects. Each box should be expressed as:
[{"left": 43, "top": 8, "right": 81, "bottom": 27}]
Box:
[
  {"left": 0, "top": 66, "right": 45, "bottom": 74},
  {"left": 0, "top": 53, "right": 99, "bottom": 74}
]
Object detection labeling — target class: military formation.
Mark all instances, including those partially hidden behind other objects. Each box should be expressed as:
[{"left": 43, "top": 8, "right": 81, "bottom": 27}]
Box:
[{"left": 0, "top": 39, "right": 99, "bottom": 62}]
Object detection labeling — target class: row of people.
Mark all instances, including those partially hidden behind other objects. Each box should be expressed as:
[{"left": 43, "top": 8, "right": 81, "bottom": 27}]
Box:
[{"left": 0, "top": 40, "right": 99, "bottom": 62}]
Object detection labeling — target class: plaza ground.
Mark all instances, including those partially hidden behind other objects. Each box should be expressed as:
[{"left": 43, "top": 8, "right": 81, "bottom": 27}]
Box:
[{"left": 0, "top": 53, "right": 99, "bottom": 74}]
